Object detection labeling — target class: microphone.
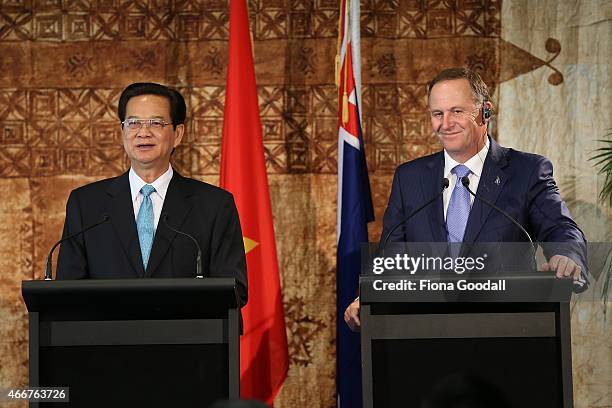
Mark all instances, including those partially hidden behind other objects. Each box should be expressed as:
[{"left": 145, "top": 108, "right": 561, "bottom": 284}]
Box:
[
  {"left": 460, "top": 176, "right": 537, "bottom": 269},
  {"left": 461, "top": 176, "right": 586, "bottom": 289},
  {"left": 162, "top": 213, "right": 203, "bottom": 279},
  {"left": 380, "top": 178, "right": 450, "bottom": 249},
  {"left": 45, "top": 214, "right": 109, "bottom": 280}
]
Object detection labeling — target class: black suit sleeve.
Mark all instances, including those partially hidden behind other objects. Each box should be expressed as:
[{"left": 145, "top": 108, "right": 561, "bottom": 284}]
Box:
[
  {"left": 526, "top": 156, "right": 588, "bottom": 286},
  {"left": 209, "top": 193, "right": 248, "bottom": 307},
  {"left": 381, "top": 168, "right": 406, "bottom": 242},
  {"left": 56, "top": 190, "right": 90, "bottom": 279},
  {"left": 527, "top": 157, "right": 585, "bottom": 243}
]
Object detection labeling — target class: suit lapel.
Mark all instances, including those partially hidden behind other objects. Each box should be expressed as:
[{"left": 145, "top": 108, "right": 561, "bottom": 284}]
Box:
[
  {"left": 105, "top": 172, "right": 144, "bottom": 277},
  {"left": 145, "top": 171, "right": 194, "bottom": 277},
  {"left": 422, "top": 153, "right": 446, "bottom": 242},
  {"left": 462, "top": 139, "right": 508, "bottom": 244}
]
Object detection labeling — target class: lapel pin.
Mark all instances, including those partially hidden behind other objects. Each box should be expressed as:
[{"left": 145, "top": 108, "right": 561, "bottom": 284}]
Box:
[{"left": 495, "top": 176, "right": 501, "bottom": 185}]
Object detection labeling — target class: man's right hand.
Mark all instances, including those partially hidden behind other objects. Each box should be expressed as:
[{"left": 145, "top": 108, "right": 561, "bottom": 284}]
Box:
[{"left": 343, "top": 298, "right": 361, "bottom": 332}]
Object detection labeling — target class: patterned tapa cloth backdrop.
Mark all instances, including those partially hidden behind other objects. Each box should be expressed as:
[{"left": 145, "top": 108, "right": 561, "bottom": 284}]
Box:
[{"left": 0, "top": 0, "right": 609, "bottom": 406}]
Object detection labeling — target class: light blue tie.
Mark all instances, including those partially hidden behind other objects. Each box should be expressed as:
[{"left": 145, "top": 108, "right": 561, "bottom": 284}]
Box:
[
  {"left": 447, "top": 165, "right": 471, "bottom": 256},
  {"left": 137, "top": 184, "right": 156, "bottom": 270}
]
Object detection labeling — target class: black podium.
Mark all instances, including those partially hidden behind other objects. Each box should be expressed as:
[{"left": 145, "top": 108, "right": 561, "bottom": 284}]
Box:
[
  {"left": 22, "top": 278, "right": 240, "bottom": 407},
  {"left": 360, "top": 274, "right": 574, "bottom": 408}
]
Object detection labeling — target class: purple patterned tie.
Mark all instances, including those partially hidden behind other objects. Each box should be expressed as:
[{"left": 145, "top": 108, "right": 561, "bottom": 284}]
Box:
[{"left": 447, "top": 164, "right": 471, "bottom": 255}]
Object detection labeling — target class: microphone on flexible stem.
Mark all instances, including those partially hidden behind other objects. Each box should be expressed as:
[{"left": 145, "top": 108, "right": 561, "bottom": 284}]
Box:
[
  {"left": 162, "top": 213, "right": 203, "bottom": 279},
  {"left": 461, "top": 176, "right": 586, "bottom": 289},
  {"left": 460, "top": 176, "right": 538, "bottom": 270},
  {"left": 44, "top": 214, "right": 110, "bottom": 280},
  {"left": 379, "top": 178, "right": 450, "bottom": 250}
]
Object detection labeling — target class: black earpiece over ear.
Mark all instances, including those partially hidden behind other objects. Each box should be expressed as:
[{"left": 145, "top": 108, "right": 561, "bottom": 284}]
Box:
[{"left": 482, "top": 106, "right": 492, "bottom": 120}]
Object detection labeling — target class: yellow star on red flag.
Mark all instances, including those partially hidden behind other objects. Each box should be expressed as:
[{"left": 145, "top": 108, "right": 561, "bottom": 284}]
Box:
[{"left": 243, "top": 236, "right": 259, "bottom": 254}]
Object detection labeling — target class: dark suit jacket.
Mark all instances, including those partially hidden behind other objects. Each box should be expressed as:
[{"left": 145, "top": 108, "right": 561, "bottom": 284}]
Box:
[
  {"left": 381, "top": 138, "right": 587, "bottom": 276},
  {"left": 57, "top": 170, "right": 248, "bottom": 307}
]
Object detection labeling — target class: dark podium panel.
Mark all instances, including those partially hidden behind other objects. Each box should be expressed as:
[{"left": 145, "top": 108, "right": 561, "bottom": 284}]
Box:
[
  {"left": 22, "top": 278, "right": 240, "bottom": 408},
  {"left": 360, "top": 274, "right": 574, "bottom": 408}
]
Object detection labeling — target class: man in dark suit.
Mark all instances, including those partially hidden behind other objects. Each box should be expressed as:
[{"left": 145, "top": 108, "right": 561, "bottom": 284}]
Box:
[
  {"left": 57, "top": 82, "right": 247, "bottom": 307},
  {"left": 344, "top": 68, "right": 586, "bottom": 330}
]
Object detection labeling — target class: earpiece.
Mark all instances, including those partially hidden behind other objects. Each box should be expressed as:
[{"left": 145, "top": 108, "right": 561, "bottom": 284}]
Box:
[{"left": 482, "top": 106, "right": 492, "bottom": 120}]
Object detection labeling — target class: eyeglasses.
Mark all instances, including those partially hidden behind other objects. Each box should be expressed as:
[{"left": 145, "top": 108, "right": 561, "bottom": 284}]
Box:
[{"left": 121, "top": 118, "right": 171, "bottom": 131}]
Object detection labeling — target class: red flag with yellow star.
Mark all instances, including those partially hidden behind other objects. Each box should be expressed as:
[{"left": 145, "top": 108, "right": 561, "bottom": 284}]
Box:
[{"left": 220, "top": 0, "right": 288, "bottom": 404}]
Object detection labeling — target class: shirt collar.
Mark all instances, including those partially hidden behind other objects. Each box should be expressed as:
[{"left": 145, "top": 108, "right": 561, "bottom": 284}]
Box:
[
  {"left": 129, "top": 165, "right": 174, "bottom": 202},
  {"left": 443, "top": 138, "right": 490, "bottom": 179}
]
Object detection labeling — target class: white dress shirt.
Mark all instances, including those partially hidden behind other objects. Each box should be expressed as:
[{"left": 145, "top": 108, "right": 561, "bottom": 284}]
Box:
[
  {"left": 442, "top": 139, "right": 490, "bottom": 220},
  {"left": 129, "top": 165, "right": 173, "bottom": 231}
]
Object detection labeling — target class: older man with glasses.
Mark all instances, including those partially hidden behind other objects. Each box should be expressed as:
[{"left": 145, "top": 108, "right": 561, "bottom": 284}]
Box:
[{"left": 56, "top": 82, "right": 247, "bottom": 309}]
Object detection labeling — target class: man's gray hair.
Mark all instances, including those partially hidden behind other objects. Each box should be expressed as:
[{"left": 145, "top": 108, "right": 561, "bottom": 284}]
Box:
[{"left": 427, "top": 67, "right": 490, "bottom": 105}]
